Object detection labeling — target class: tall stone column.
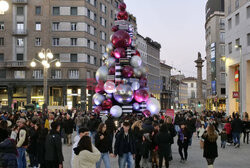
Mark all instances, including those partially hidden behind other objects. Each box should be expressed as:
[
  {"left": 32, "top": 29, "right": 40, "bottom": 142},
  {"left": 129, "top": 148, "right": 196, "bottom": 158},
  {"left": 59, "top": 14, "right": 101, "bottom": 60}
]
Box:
[{"left": 195, "top": 52, "right": 205, "bottom": 111}]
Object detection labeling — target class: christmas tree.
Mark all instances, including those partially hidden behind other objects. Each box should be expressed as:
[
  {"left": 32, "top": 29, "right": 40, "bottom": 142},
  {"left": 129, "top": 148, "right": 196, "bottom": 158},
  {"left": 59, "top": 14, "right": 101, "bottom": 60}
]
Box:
[{"left": 93, "top": 2, "right": 160, "bottom": 118}]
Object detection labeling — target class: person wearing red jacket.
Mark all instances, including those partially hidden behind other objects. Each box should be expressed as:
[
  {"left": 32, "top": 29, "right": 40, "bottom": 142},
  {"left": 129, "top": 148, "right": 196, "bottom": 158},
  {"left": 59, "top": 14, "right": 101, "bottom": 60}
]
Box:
[{"left": 224, "top": 118, "right": 233, "bottom": 144}]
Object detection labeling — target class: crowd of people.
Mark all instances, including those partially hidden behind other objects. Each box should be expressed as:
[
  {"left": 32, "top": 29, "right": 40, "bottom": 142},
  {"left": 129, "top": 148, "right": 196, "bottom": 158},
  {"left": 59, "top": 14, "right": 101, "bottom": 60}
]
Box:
[{"left": 0, "top": 109, "right": 249, "bottom": 168}]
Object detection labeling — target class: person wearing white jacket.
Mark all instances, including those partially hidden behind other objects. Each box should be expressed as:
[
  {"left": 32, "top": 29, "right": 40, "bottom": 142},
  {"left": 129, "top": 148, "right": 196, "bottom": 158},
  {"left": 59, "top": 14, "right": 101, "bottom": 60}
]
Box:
[{"left": 73, "top": 136, "right": 101, "bottom": 168}]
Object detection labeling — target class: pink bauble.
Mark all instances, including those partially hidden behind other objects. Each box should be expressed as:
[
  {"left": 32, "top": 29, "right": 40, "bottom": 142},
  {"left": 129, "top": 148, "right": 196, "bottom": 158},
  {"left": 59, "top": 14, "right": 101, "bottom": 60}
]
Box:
[
  {"left": 112, "top": 30, "right": 131, "bottom": 48},
  {"left": 117, "top": 11, "right": 128, "bottom": 20},
  {"left": 143, "top": 110, "right": 151, "bottom": 118},
  {"left": 102, "top": 99, "right": 113, "bottom": 110},
  {"left": 134, "top": 89, "right": 149, "bottom": 103},
  {"left": 95, "top": 82, "right": 104, "bottom": 93},
  {"left": 139, "top": 77, "right": 147, "bottom": 88},
  {"left": 94, "top": 106, "right": 102, "bottom": 114},
  {"left": 122, "top": 66, "right": 134, "bottom": 78},
  {"left": 112, "top": 25, "right": 119, "bottom": 32},
  {"left": 119, "top": 2, "right": 127, "bottom": 11},
  {"left": 109, "top": 67, "right": 116, "bottom": 75},
  {"left": 114, "top": 48, "right": 126, "bottom": 59}
]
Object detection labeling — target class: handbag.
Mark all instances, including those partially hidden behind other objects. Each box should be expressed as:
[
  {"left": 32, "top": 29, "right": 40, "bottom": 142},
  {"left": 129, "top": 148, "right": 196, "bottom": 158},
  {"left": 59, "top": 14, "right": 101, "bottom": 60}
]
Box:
[{"left": 200, "top": 140, "right": 204, "bottom": 149}]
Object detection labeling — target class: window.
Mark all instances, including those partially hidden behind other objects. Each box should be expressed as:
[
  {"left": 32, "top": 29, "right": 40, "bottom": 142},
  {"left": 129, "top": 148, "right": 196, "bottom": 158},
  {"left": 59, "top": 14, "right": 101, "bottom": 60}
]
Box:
[
  {"left": 235, "top": 38, "right": 240, "bottom": 50},
  {"left": 248, "top": 33, "right": 250, "bottom": 46},
  {"left": 0, "top": 38, "right": 4, "bottom": 46},
  {"left": 53, "top": 38, "right": 59, "bottom": 46},
  {"left": 0, "top": 53, "right": 4, "bottom": 62},
  {"left": 0, "top": 70, "right": 6, "bottom": 78},
  {"left": 247, "top": 6, "right": 250, "bottom": 18},
  {"left": 100, "top": 3, "right": 106, "bottom": 13},
  {"left": 71, "top": 22, "right": 77, "bottom": 31},
  {"left": 220, "top": 44, "right": 225, "bottom": 56},
  {"left": 100, "top": 17, "right": 106, "bottom": 27},
  {"left": 35, "top": 6, "right": 41, "bottom": 15},
  {"left": 94, "top": 13, "right": 97, "bottom": 21},
  {"left": 71, "top": 7, "right": 77, "bottom": 16},
  {"left": 87, "top": 71, "right": 91, "bottom": 79},
  {"left": 16, "top": 54, "right": 23, "bottom": 61},
  {"left": 69, "top": 69, "right": 79, "bottom": 79},
  {"left": 70, "top": 54, "right": 77, "bottom": 62},
  {"left": 87, "top": 9, "right": 91, "bottom": 18},
  {"left": 17, "top": 7, "right": 24, "bottom": 15},
  {"left": 191, "top": 91, "right": 195, "bottom": 99},
  {"left": 94, "top": 57, "right": 97, "bottom": 65},
  {"left": 111, "top": 10, "right": 113, "bottom": 18},
  {"left": 53, "top": 7, "right": 60, "bottom": 16},
  {"left": 14, "top": 71, "right": 25, "bottom": 79},
  {"left": 0, "top": 22, "right": 4, "bottom": 30},
  {"left": 17, "top": 38, "right": 24, "bottom": 47},
  {"left": 235, "top": 13, "right": 240, "bottom": 25},
  {"left": 228, "top": 42, "right": 232, "bottom": 54},
  {"left": 115, "top": 1, "right": 119, "bottom": 8},
  {"left": 71, "top": 38, "right": 77, "bottom": 46},
  {"left": 17, "top": 22, "right": 24, "bottom": 31},
  {"left": 191, "top": 83, "right": 194, "bottom": 88},
  {"left": 94, "top": 42, "right": 97, "bottom": 50},
  {"left": 220, "top": 32, "right": 225, "bottom": 43},
  {"left": 51, "top": 69, "right": 61, "bottom": 79},
  {"left": 235, "top": 0, "right": 239, "bottom": 9},
  {"left": 35, "top": 22, "right": 41, "bottom": 31},
  {"left": 100, "top": 31, "right": 106, "bottom": 41},
  {"left": 52, "top": 22, "right": 59, "bottom": 31},
  {"left": 228, "top": 18, "right": 232, "bottom": 30},
  {"left": 35, "top": 37, "right": 41, "bottom": 46},
  {"left": 87, "top": 55, "right": 90, "bottom": 63},
  {"left": 33, "top": 70, "right": 43, "bottom": 79},
  {"left": 220, "top": 73, "right": 226, "bottom": 84},
  {"left": 220, "top": 18, "right": 225, "bottom": 29},
  {"left": 87, "top": 40, "right": 90, "bottom": 48}
]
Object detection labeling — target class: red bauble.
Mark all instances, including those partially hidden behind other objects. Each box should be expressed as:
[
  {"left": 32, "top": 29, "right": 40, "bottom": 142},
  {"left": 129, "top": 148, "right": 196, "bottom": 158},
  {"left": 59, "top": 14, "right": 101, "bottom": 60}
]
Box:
[
  {"left": 109, "top": 66, "right": 116, "bottom": 75},
  {"left": 122, "top": 66, "right": 134, "bottom": 78},
  {"left": 95, "top": 82, "right": 104, "bottom": 93},
  {"left": 139, "top": 77, "right": 147, "bottom": 88},
  {"left": 119, "top": 2, "right": 127, "bottom": 11},
  {"left": 111, "top": 25, "right": 119, "bottom": 32},
  {"left": 102, "top": 99, "right": 113, "bottom": 110},
  {"left": 94, "top": 106, "right": 102, "bottom": 114},
  {"left": 112, "top": 30, "right": 132, "bottom": 48},
  {"left": 114, "top": 48, "right": 126, "bottom": 59},
  {"left": 134, "top": 50, "right": 141, "bottom": 57},
  {"left": 134, "top": 89, "right": 149, "bottom": 103},
  {"left": 143, "top": 110, "right": 151, "bottom": 118},
  {"left": 117, "top": 11, "right": 128, "bottom": 20}
]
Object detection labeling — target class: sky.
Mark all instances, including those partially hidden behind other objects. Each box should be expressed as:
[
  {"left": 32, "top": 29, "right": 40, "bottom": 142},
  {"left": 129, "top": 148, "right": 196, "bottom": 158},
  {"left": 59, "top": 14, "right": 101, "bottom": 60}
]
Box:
[{"left": 125, "top": 0, "right": 207, "bottom": 78}]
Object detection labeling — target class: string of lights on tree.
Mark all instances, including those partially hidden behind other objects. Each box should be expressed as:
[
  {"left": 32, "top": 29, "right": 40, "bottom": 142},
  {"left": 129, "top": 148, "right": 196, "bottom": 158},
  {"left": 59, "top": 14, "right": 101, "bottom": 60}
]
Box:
[{"left": 92, "top": 2, "right": 161, "bottom": 118}]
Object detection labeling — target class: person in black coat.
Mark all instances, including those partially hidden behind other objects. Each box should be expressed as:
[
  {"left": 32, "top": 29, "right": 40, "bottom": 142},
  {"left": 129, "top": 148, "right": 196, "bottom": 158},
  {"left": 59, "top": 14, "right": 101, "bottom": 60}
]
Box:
[
  {"left": 27, "top": 122, "right": 39, "bottom": 168},
  {"left": 45, "top": 122, "right": 64, "bottom": 168},
  {"left": 63, "top": 114, "right": 74, "bottom": 146},
  {"left": 242, "top": 119, "right": 250, "bottom": 144},
  {"left": 202, "top": 125, "right": 218, "bottom": 168},
  {"left": 87, "top": 114, "right": 101, "bottom": 144},
  {"left": 156, "top": 124, "right": 171, "bottom": 168},
  {"left": 165, "top": 117, "right": 177, "bottom": 161},
  {"left": 105, "top": 115, "right": 116, "bottom": 150},
  {"left": 231, "top": 114, "right": 243, "bottom": 147},
  {"left": 37, "top": 127, "right": 48, "bottom": 168},
  {"left": 114, "top": 122, "right": 136, "bottom": 168},
  {"left": 177, "top": 123, "right": 191, "bottom": 162}
]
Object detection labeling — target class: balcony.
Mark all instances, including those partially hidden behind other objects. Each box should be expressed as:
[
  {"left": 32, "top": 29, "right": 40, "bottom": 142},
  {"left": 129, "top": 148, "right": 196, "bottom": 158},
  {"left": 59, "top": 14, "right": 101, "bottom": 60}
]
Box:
[
  {"left": 5, "top": 61, "right": 28, "bottom": 68},
  {"left": 12, "top": 0, "right": 28, "bottom": 4},
  {"left": 13, "top": 29, "right": 28, "bottom": 36}
]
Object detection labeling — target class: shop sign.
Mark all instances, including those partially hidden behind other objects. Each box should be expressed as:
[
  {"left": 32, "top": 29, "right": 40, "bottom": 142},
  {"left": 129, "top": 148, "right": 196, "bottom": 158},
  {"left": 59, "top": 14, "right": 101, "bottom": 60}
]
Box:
[
  {"left": 235, "top": 71, "right": 239, "bottom": 82},
  {"left": 233, "top": 92, "right": 239, "bottom": 98}
]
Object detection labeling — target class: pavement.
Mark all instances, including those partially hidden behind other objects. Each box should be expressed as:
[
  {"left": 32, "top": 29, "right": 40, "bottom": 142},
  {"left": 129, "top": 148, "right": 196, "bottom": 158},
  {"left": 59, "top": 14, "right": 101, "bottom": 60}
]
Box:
[{"left": 63, "top": 133, "right": 250, "bottom": 168}]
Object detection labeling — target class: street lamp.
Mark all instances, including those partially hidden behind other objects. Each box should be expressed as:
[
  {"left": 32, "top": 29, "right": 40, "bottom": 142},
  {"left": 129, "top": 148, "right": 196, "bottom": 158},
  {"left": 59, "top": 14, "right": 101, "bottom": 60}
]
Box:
[
  {"left": 30, "top": 48, "right": 61, "bottom": 112},
  {"left": 0, "top": 0, "right": 9, "bottom": 14},
  {"left": 235, "top": 44, "right": 243, "bottom": 117}
]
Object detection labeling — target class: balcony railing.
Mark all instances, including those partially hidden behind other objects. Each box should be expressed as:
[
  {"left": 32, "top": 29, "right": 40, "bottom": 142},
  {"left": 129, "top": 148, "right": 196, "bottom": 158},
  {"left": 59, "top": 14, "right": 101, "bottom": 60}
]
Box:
[
  {"left": 12, "top": 0, "right": 28, "bottom": 4},
  {"left": 5, "top": 61, "right": 28, "bottom": 68},
  {"left": 13, "top": 29, "right": 28, "bottom": 36}
]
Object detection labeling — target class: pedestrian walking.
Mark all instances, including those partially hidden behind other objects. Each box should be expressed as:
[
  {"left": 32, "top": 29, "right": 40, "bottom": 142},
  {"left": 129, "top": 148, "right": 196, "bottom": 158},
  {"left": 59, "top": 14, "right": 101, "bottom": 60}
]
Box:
[
  {"left": 177, "top": 123, "right": 191, "bottom": 163},
  {"left": 231, "top": 114, "right": 243, "bottom": 148},
  {"left": 201, "top": 125, "right": 218, "bottom": 168},
  {"left": 242, "top": 117, "right": 250, "bottom": 144},
  {"left": 64, "top": 113, "right": 74, "bottom": 146}
]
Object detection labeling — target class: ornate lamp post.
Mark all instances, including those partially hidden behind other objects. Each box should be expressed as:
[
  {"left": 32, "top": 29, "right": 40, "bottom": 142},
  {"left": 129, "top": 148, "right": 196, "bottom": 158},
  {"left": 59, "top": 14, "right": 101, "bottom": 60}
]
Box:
[
  {"left": 0, "top": 0, "right": 9, "bottom": 14},
  {"left": 30, "top": 48, "right": 61, "bottom": 112}
]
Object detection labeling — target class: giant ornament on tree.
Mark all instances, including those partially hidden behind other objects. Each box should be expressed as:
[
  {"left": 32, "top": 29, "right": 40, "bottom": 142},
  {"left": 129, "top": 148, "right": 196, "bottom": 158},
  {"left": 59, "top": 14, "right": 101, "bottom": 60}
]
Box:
[
  {"left": 130, "top": 56, "right": 142, "bottom": 68},
  {"left": 133, "top": 102, "right": 140, "bottom": 111},
  {"left": 102, "top": 52, "right": 109, "bottom": 61},
  {"left": 106, "top": 43, "right": 114, "bottom": 54},
  {"left": 117, "top": 11, "right": 128, "bottom": 20},
  {"left": 114, "top": 84, "right": 134, "bottom": 104},
  {"left": 110, "top": 105, "right": 122, "bottom": 118},
  {"left": 119, "top": 2, "right": 126, "bottom": 11},
  {"left": 143, "top": 110, "right": 151, "bottom": 118},
  {"left": 96, "top": 66, "right": 109, "bottom": 83},
  {"left": 108, "top": 66, "right": 115, "bottom": 75},
  {"left": 146, "top": 98, "right": 161, "bottom": 115},
  {"left": 105, "top": 57, "right": 116, "bottom": 68},
  {"left": 94, "top": 106, "right": 102, "bottom": 114},
  {"left": 95, "top": 82, "right": 104, "bottom": 93},
  {"left": 93, "top": 93, "right": 106, "bottom": 106},
  {"left": 131, "top": 81, "right": 140, "bottom": 91},
  {"left": 122, "top": 66, "right": 134, "bottom": 78},
  {"left": 104, "top": 81, "right": 116, "bottom": 94},
  {"left": 111, "top": 30, "right": 131, "bottom": 48},
  {"left": 102, "top": 99, "right": 113, "bottom": 110},
  {"left": 134, "top": 89, "right": 149, "bottom": 103},
  {"left": 139, "top": 77, "right": 147, "bottom": 88},
  {"left": 114, "top": 48, "right": 126, "bottom": 59},
  {"left": 133, "top": 68, "right": 142, "bottom": 78}
]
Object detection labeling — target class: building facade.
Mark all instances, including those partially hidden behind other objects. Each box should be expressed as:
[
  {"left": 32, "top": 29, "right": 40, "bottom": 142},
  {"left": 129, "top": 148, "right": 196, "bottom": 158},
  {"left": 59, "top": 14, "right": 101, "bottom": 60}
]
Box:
[
  {"left": 160, "top": 62, "right": 172, "bottom": 111},
  {"left": 205, "top": 0, "right": 226, "bottom": 111},
  {"left": 145, "top": 37, "right": 161, "bottom": 99},
  {"left": 136, "top": 33, "right": 147, "bottom": 64},
  {"left": 225, "top": 0, "right": 250, "bottom": 116},
  {"left": 0, "top": 0, "right": 123, "bottom": 111}
]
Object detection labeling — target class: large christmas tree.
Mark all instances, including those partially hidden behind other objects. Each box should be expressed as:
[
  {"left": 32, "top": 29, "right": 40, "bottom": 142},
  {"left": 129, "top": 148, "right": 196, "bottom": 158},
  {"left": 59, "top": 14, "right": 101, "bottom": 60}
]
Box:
[{"left": 93, "top": 2, "right": 160, "bottom": 118}]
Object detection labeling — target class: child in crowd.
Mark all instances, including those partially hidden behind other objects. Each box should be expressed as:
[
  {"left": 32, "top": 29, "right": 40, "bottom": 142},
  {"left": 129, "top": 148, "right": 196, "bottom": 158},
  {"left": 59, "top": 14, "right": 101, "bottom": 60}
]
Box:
[
  {"left": 140, "top": 133, "right": 152, "bottom": 168},
  {"left": 220, "top": 128, "right": 227, "bottom": 148}
]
